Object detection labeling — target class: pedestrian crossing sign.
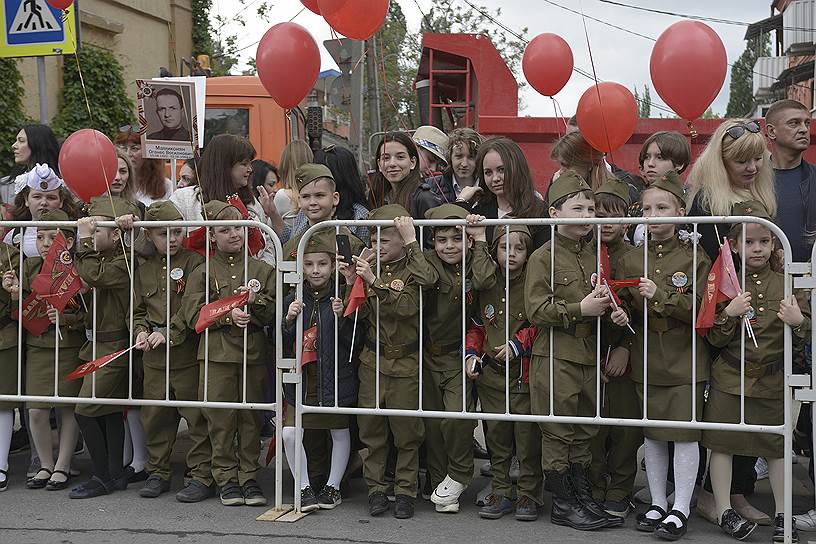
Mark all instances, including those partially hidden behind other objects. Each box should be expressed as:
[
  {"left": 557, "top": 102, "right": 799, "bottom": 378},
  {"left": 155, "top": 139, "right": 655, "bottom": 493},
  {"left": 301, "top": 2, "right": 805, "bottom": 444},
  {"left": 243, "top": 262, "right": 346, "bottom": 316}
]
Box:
[{"left": 0, "top": 0, "right": 78, "bottom": 58}]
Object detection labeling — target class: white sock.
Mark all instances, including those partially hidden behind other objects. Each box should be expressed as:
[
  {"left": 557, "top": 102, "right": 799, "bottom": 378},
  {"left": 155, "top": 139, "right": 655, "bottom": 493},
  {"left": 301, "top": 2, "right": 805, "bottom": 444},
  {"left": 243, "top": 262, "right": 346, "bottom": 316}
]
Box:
[
  {"left": 125, "top": 409, "right": 148, "bottom": 472},
  {"left": 666, "top": 440, "right": 700, "bottom": 526},
  {"left": 282, "top": 426, "right": 310, "bottom": 490},
  {"left": 644, "top": 437, "right": 670, "bottom": 518},
  {"left": 0, "top": 410, "right": 14, "bottom": 482},
  {"left": 327, "top": 428, "right": 351, "bottom": 489}
]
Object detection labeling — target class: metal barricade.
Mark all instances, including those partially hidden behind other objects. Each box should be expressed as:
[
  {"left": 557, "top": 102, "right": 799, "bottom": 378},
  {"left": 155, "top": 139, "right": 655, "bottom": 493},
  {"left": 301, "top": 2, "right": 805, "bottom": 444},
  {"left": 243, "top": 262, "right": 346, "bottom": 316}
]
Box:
[{"left": 282, "top": 216, "right": 807, "bottom": 542}]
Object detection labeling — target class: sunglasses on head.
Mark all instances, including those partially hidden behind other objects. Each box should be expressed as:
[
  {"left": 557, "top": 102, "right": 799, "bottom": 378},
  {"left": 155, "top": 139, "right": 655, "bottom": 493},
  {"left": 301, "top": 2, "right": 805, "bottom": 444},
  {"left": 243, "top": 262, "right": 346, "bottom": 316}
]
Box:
[{"left": 723, "top": 120, "right": 761, "bottom": 141}]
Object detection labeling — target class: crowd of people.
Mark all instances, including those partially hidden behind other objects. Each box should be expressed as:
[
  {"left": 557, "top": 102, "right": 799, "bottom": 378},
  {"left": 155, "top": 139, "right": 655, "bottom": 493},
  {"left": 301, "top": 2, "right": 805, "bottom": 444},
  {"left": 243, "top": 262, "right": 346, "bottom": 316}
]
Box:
[{"left": 0, "top": 98, "right": 814, "bottom": 543}]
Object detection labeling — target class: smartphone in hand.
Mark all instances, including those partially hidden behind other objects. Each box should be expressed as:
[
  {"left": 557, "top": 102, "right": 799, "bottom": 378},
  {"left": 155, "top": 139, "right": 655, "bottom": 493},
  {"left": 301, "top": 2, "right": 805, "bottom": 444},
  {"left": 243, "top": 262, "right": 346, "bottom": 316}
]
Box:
[{"left": 336, "top": 234, "right": 353, "bottom": 265}]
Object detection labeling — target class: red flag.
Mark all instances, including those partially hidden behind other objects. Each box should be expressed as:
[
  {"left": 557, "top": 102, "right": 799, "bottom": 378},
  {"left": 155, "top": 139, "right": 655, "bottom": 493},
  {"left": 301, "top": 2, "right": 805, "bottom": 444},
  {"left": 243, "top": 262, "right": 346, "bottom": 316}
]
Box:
[
  {"left": 696, "top": 240, "right": 742, "bottom": 337},
  {"left": 719, "top": 238, "right": 741, "bottom": 300},
  {"left": 194, "top": 291, "right": 250, "bottom": 333},
  {"left": 608, "top": 279, "right": 640, "bottom": 291},
  {"left": 301, "top": 325, "right": 318, "bottom": 366},
  {"left": 342, "top": 276, "right": 367, "bottom": 317},
  {"left": 599, "top": 243, "right": 622, "bottom": 305},
  {"left": 13, "top": 292, "right": 52, "bottom": 336},
  {"left": 181, "top": 226, "right": 213, "bottom": 257},
  {"left": 30, "top": 231, "right": 82, "bottom": 313},
  {"left": 66, "top": 347, "right": 131, "bottom": 381}
]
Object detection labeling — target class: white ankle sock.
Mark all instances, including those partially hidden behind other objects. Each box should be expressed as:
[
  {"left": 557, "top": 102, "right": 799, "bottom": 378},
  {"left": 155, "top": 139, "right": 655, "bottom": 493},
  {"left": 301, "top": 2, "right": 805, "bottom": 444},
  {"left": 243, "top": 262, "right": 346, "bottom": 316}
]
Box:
[
  {"left": 125, "top": 409, "right": 148, "bottom": 472},
  {"left": 282, "top": 426, "right": 310, "bottom": 490},
  {"left": 0, "top": 410, "right": 14, "bottom": 481},
  {"left": 666, "top": 440, "right": 699, "bottom": 526},
  {"left": 327, "top": 428, "right": 351, "bottom": 489},
  {"left": 644, "top": 437, "right": 669, "bottom": 518}
]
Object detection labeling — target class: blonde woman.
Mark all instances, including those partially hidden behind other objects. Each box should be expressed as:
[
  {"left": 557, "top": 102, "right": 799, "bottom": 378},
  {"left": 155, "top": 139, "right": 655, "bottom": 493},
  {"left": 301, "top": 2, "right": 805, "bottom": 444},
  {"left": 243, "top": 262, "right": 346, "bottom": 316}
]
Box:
[
  {"left": 687, "top": 118, "right": 776, "bottom": 260},
  {"left": 274, "top": 140, "right": 313, "bottom": 235}
]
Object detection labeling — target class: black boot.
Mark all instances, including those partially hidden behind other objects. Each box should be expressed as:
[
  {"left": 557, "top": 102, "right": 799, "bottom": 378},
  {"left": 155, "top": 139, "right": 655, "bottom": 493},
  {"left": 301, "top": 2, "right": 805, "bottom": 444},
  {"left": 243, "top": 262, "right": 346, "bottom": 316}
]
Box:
[
  {"left": 546, "top": 470, "right": 608, "bottom": 531},
  {"left": 570, "top": 463, "right": 623, "bottom": 528}
]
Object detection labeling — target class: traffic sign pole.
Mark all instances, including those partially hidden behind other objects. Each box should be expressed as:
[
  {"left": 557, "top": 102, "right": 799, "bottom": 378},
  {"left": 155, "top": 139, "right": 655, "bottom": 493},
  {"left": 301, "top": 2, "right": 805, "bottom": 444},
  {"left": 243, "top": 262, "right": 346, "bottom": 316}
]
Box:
[{"left": 37, "top": 55, "right": 46, "bottom": 122}]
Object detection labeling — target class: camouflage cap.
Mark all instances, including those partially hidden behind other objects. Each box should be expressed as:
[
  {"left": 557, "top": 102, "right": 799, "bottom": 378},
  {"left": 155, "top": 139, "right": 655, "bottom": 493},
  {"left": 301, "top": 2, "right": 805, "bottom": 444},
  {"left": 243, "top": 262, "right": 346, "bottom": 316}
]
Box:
[
  {"left": 368, "top": 203, "right": 411, "bottom": 222},
  {"left": 547, "top": 170, "right": 591, "bottom": 206},
  {"left": 490, "top": 224, "right": 531, "bottom": 249},
  {"left": 87, "top": 195, "right": 141, "bottom": 220},
  {"left": 304, "top": 229, "right": 336, "bottom": 256},
  {"left": 39, "top": 208, "right": 75, "bottom": 234},
  {"left": 650, "top": 170, "right": 685, "bottom": 203},
  {"left": 144, "top": 200, "right": 183, "bottom": 222},
  {"left": 295, "top": 163, "right": 334, "bottom": 192},
  {"left": 595, "top": 177, "right": 632, "bottom": 206},
  {"left": 202, "top": 199, "right": 239, "bottom": 220},
  {"left": 424, "top": 203, "right": 469, "bottom": 221},
  {"left": 731, "top": 200, "right": 771, "bottom": 221}
]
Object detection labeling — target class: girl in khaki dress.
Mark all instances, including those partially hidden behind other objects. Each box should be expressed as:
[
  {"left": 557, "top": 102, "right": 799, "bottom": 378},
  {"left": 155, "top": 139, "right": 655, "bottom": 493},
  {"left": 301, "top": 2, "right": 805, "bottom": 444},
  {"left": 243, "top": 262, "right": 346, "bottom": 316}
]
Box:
[{"left": 702, "top": 201, "right": 810, "bottom": 542}]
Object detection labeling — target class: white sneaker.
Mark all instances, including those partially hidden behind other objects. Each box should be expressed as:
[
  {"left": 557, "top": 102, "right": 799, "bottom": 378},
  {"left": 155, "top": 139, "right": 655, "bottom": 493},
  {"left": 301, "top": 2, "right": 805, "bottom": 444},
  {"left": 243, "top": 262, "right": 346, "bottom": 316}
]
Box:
[
  {"left": 754, "top": 457, "right": 769, "bottom": 480},
  {"left": 794, "top": 509, "right": 816, "bottom": 532},
  {"left": 431, "top": 475, "right": 466, "bottom": 512}
]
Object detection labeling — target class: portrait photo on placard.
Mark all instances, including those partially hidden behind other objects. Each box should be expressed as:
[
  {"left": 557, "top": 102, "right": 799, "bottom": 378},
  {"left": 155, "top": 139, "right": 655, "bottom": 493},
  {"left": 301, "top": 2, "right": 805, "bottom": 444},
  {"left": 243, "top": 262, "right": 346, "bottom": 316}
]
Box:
[{"left": 136, "top": 80, "right": 198, "bottom": 160}]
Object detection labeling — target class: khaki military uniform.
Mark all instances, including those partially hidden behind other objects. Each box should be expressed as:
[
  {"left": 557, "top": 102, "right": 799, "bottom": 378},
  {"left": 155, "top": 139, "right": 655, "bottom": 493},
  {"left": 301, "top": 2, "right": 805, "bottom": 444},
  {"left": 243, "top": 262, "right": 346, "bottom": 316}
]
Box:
[
  {"left": 133, "top": 248, "right": 213, "bottom": 483},
  {"left": 525, "top": 231, "right": 607, "bottom": 472},
  {"left": 0, "top": 244, "right": 22, "bottom": 410},
  {"left": 417, "top": 240, "right": 494, "bottom": 488},
  {"left": 74, "top": 238, "right": 134, "bottom": 418},
  {"left": 473, "top": 262, "right": 542, "bottom": 502},
  {"left": 22, "top": 257, "right": 85, "bottom": 408},
  {"left": 182, "top": 249, "right": 276, "bottom": 487},
  {"left": 587, "top": 238, "right": 643, "bottom": 502},
  {"left": 355, "top": 242, "right": 428, "bottom": 498},
  {"left": 617, "top": 235, "right": 711, "bottom": 441},
  {"left": 702, "top": 263, "right": 810, "bottom": 457}
]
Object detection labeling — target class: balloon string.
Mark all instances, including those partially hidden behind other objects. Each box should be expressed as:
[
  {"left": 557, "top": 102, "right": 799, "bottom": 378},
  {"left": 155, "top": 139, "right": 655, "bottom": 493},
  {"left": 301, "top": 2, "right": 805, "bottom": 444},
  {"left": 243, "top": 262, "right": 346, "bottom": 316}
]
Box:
[
  {"left": 551, "top": 97, "right": 569, "bottom": 138},
  {"left": 578, "top": 0, "right": 615, "bottom": 163},
  {"left": 551, "top": 98, "right": 562, "bottom": 138}
]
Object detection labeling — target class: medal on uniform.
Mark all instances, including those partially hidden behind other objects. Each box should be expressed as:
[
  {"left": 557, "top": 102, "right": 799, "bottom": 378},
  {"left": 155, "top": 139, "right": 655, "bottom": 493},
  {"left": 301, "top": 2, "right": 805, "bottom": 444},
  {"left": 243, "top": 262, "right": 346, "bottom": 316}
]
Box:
[
  {"left": 59, "top": 250, "right": 72, "bottom": 266},
  {"left": 248, "top": 278, "right": 262, "bottom": 293},
  {"left": 170, "top": 267, "right": 185, "bottom": 294},
  {"left": 389, "top": 279, "right": 404, "bottom": 291},
  {"left": 672, "top": 271, "right": 688, "bottom": 293},
  {"left": 484, "top": 303, "right": 496, "bottom": 326},
  {"left": 745, "top": 306, "right": 758, "bottom": 326}
]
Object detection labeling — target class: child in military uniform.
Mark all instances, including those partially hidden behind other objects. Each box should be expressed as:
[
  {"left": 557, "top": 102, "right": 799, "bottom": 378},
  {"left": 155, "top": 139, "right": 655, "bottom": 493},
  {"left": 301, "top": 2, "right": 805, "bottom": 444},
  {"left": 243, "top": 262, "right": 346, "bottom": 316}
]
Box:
[
  {"left": 412, "top": 204, "right": 492, "bottom": 514},
  {"left": 15, "top": 209, "right": 85, "bottom": 491},
  {"left": 587, "top": 178, "right": 642, "bottom": 519},
  {"left": 132, "top": 201, "right": 212, "bottom": 502},
  {"left": 524, "top": 170, "right": 629, "bottom": 531},
  {"left": 702, "top": 201, "right": 810, "bottom": 542},
  {"left": 349, "top": 204, "right": 426, "bottom": 520},
  {"left": 182, "top": 200, "right": 276, "bottom": 507},
  {"left": 282, "top": 229, "right": 360, "bottom": 511},
  {"left": 69, "top": 196, "right": 141, "bottom": 499},
  {"left": 0, "top": 240, "right": 22, "bottom": 491},
  {"left": 465, "top": 224, "right": 543, "bottom": 521},
  {"left": 617, "top": 172, "right": 711, "bottom": 540}
]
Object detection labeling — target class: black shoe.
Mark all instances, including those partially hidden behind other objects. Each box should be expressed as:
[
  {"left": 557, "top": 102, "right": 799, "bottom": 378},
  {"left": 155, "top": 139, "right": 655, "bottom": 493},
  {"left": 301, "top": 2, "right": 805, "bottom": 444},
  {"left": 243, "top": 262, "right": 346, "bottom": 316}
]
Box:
[
  {"left": 109, "top": 468, "right": 131, "bottom": 491},
  {"left": 242, "top": 480, "right": 267, "bottom": 506},
  {"left": 773, "top": 513, "right": 799, "bottom": 543},
  {"left": 300, "top": 485, "right": 319, "bottom": 512},
  {"left": 69, "top": 476, "right": 110, "bottom": 499},
  {"left": 127, "top": 469, "right": 148, "bottom": 484},
  {"left": 220, "top": 481, "right": 245, "bottom": 506},
  {"left": 636, "top": 504, "right": 668, "bottom": 532},
  {"left": 317, "top": 484, "right": 342, "bottom": 509},
  {"left": 0, "top": 469, "right": 7, "bottom": 491},
  {"left": 73, "top": 436, "right": 85, "bottom": 456},
  {"left": 514, "top": 495, "right": 539, "bottom": 521},
  {"left": 176, "top": 479, "right": 213, "bottom": 503},
  {"left": 655, "top": 510, "right": 688, "bottom": 541},
  {"left": 569, "top": 464, "right": 623, "bottom": 528},
  {"left": 394, "top": 494, "right": 414, "bottom": 519},
  {"left": 369, "top": 491, "right": 390, "bottom": 516},
  {"left": 26, "top": 467, "right": 53, "bottom": 489},
  {"left": 720, "top": 508, "right": 757, "bottom": 540},
  {"left": 472, "top": 438, "right": 490, "bottom": 460},
  {"left": 139, "top": 475, "right": 170, "bottom": 498},
  {"left": 9, "top": 429, "right": 29, "bottom": 454},
  {"left": 547, "top": 470, "right": 608, "bottom": 531}
]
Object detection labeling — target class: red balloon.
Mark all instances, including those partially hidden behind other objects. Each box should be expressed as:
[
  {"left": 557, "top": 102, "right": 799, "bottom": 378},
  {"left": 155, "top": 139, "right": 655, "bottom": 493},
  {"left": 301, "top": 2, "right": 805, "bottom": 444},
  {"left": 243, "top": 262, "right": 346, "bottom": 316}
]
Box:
[
  {"left": 576, "top": 82, "right": 637, "bottom": 153},
  {"left": 650, "top": 21, "right": 727, "bottom": 120},
  {"left": 46, "top": 0, "right": 73, "bottom": 9},
  {"left": 318, "top": 0, "right": 388, "bottom": 41},
  {"left": 256, "top": 22, "right": 320, "bottom": 110},
  {"left": 58, "top": 129, "right": 118, "bottom": 203},
  {"left": 301, "top": 0, "right": 321, "bottom": 14},
  {"left": 523, "top": 33, "right": 573, "bottom": 97}
]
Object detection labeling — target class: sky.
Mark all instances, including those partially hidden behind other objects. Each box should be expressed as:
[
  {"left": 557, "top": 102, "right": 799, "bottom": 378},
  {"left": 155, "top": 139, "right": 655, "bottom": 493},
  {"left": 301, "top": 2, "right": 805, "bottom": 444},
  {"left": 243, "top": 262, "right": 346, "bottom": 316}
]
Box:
[{"left": 213, "top": 0, "right": 774, "bottom": 117}]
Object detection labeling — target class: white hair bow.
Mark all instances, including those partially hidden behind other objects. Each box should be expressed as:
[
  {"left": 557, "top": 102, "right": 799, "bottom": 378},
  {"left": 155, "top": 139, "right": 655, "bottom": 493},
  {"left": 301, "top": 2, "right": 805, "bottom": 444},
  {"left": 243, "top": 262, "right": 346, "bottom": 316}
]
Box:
[{"left": 678, "top": 229, "right": 702, "bottom": 244}]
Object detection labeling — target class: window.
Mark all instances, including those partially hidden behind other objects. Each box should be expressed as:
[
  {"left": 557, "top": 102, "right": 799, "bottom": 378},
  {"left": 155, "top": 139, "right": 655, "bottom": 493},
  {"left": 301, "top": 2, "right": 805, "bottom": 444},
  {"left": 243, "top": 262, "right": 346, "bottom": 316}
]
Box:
[{"left": 204, "top": 108, "right": 249, "bottom": 146}]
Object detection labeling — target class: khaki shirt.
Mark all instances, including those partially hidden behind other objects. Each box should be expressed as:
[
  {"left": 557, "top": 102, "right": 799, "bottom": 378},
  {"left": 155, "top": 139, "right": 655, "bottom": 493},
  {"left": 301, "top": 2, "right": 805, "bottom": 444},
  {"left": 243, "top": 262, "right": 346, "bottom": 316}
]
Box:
[
  {"left": 22, "top": 257, "right": 85, "bottom": 349},
  {"left": 76, "top": 237, "right": 133, "bottom": 360},
  {"left": 0, "top": 243, "right": 21, "bottom": 350},
  {"left": 618, "top": 235, "right": 712, "bottom": 386},
  {"left": 182, "top": 250, "right": 276, "bottom": 364},
  {"left": 603, "top": 238, "right": 637, "bottom": 352},
  {"left": 133, "top": 249, "right": 204, "bottom": 369},
  {"left": 524, "top": 231, "right": 600, "bottom": 365},
  {"left": 708, "top": 263, "right": 811, "bottom": 399}
]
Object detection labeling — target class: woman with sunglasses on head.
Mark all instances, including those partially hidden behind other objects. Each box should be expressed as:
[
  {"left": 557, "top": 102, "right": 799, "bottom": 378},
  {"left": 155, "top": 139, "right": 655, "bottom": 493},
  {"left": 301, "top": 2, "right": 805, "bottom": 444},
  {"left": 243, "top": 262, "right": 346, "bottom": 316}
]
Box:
[
  {"left": 114, "top": 126, "right": 173, "bottom": 206},
  {"left": 686, "top": 119, "right": 778, "bottom": 529}
]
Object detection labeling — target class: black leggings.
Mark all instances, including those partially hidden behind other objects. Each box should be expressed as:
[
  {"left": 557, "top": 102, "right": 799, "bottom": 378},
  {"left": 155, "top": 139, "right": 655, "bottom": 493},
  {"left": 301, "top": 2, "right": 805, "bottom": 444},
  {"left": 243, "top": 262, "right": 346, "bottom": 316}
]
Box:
[{"left": 75, "top": 412, "right": 125, "bottom": 482}]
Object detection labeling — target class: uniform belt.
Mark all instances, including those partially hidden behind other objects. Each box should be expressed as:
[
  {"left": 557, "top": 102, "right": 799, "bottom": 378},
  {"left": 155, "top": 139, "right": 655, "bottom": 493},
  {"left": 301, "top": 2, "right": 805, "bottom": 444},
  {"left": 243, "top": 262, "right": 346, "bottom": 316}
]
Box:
[
  {"left": 563, "top": 322, "right": 594, "bottom": 338},
  {"left": 720, "top": 350, "right": 783, "bottom": 379},
  {"left": 86, "top": 328, "right": 129, "bottom": 343},
  {"left": 424, "top": 340, "right": 460, "bottom": 356},
  {"left": 648, "top": 316, "right": 683, "bottom": 333},
  {"left": 365, "top": 339, "right": 419, "bottom": 359}
]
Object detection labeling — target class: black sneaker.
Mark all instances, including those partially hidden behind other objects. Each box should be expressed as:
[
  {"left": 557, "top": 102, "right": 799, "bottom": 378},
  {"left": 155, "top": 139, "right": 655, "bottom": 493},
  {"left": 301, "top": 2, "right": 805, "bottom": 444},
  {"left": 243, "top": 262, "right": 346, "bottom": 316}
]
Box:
[
  {"left": 394, "top": 494, "right": 415, "bottom": 519},
  {"left": 139, "top": 475, "right": 170, "bottom": 498},
  {"left": 479, "top": 493, "right": 513, "bottom": 519},
  {"left": 301, "top": 486, "right": 319, "bottom": 512},
  {"left": 720, "top": 508, "right": 757, "bottom": 541},
  {"left": 242, "top": 479, "right": 267, "bottom": 506},
  {"left": 514, "top": 495, "right": 539, "bottom": 521},
  {"left": 220, "top": 481, "right": 245, "bottom": 506},
  {"left": 369, "top": 491, "right": 389, "bottom": 516},
  {"left": 176, "top": 479, "right": 213, "bottom": 503},
  {"left": 9, "top": 429, "right": 29, "bottom": 454},
  {"left": 773, "top": 513, "right": 799, "bottom": 543},
  {"left": 317, "top": 484, "right": 342, "bottom": 509}
]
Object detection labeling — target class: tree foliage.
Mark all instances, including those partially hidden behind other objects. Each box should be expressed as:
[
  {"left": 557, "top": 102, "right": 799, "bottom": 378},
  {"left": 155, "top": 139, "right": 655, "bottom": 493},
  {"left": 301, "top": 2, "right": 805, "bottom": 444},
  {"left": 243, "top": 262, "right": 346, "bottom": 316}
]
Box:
[
  {"left": 0, "top": 58, "right": 27, "bottom": 175},
  {"left": 52, "top": 45, "right": 134, "bottom": 139},
  {"left": 193, "top": 0, "right": 271, "bottom": 77},
  {"left": 726, "top": 33, "right": 771, "bottom": 118},
  {"left": 634, "top": 84, "right": 651, "bottom": 118}
]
